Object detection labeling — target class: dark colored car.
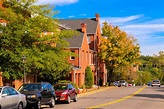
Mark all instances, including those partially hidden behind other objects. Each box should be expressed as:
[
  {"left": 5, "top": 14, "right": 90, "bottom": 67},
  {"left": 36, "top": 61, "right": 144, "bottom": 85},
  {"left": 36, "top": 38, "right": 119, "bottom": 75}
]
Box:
[
  {"left": 54, "top": 83, "right": 77, "bottom": 104},
  {"left": 18, "top": 82, "right": 56, "bottom": 109},
  {"left": 147, "top": 82, "right": 152, "bottom": 86},
  {"left": 0, "top": 86, "right": 27, "bottom": 109},
  {"left": 113, "top": 81, "right": 119, "bottom": 86}
]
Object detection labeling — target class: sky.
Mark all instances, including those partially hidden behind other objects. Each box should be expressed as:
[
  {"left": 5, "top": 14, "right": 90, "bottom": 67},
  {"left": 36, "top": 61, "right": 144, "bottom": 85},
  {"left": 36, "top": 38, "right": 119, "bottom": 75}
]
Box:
[{"left": 38, "top": 0, "right": 164, "bottom": 56}]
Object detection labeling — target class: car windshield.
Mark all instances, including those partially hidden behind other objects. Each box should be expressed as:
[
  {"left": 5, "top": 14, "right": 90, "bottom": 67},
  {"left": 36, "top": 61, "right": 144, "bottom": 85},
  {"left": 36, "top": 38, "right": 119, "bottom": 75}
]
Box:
[
  {"left": 19, "top": 84, "right": 41, "bottom": 91},
  {"left": 54, "top": 84, "right": 67, "bottom": 90},
  {"left": 153, "top": 80, "right": 160, "bottom": 82},
  {"left": 120, "top": 80, "right": 125, "bottom": 83}
]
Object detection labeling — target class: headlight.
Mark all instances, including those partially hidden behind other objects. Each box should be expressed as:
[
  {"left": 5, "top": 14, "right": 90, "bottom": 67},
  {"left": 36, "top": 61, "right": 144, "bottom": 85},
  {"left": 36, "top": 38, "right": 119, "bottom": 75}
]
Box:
[
  {"left": 27, "top": 95, "right": 36, "bottom": 98},
  {"left": 61, "top": 91, "right": 67, "bottom": 95}
]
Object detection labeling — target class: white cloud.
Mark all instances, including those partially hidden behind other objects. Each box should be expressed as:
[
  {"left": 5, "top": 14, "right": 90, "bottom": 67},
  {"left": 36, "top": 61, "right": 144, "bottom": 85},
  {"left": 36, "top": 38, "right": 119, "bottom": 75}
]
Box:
[
  {"left": 37, "top": 0, "right": 79, "bottom": 6},
  {"left": 100, "top": 14, "right": 143, "bottom": 24},
  {"left": 68, "top": 15, "right": 75, "bottom": 18},
  {"left": 79, "top": 14, "right": 86, "bottom": 16},
  {"left": 100, "top": 15, "right": 164, "bottom": 56},
  {"left": 141, "top": 44, "right": 164, "bottom": 56}
]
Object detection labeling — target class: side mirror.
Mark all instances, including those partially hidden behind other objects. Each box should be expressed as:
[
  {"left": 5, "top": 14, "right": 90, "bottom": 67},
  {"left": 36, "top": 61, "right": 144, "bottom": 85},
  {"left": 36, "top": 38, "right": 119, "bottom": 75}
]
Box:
[{"left": 2, "top": 93, "right": 8, "bottom": 97}]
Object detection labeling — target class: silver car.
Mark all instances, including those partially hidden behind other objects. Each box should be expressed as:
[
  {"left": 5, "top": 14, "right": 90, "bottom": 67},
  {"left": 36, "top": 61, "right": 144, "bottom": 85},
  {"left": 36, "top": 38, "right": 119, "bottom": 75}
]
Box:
[
  {"left": 0, "top": 86, "right": 27, "bottom": 109},
  {"left": 118, "top": 80, "right": 127, "bottom": 87},
  {"left": 151, "top": 80, "right": 161, "bottom": 87}
]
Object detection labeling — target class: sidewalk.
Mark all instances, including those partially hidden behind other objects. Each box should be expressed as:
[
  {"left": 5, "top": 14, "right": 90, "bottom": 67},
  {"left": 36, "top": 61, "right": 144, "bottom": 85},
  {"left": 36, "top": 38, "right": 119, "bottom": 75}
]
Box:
[{"left": 77, "top": 86, "right": 115, "bottom": 97}]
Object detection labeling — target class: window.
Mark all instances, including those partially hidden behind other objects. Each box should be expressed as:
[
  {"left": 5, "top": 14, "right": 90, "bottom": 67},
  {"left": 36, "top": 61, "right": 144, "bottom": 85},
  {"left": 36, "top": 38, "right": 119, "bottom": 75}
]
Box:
[
  {"left": 42, "top": 84, "right": 48, "bottom": 90},
  {"left": 47, "top": 84, "right": 53, "bottom": 91},
  {"left": 2, "top": 88, "right": 9, "bottom": 95},
  {"left": 69, "top": 84, "right": 74, "bottom": 89},
  {"left": 8, "top": 87, "right": 18, "bottom": 95},
  {"left": 86, "top": 51, "right": 88, "bottom": 61},
  {"left": 89, "top": 53, "right": 91, "bottom": 64},
  {"left": 91, "top": 53, "right": 93, "bottom": 64},
  {"left": 82, "top": 50, "right": 84, "bottom": 60},
  {"left": 87, "top": 35, "right": 91, "bottom": 43},
  {"left": 70, "top": 50, "right": 75, "bottom": 60}
]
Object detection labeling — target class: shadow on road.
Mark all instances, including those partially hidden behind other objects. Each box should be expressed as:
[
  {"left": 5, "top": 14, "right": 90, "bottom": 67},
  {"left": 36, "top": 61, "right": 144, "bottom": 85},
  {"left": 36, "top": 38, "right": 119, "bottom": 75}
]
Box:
[{"left": 135, "top": 93, "right": 164, "bottom": 99}]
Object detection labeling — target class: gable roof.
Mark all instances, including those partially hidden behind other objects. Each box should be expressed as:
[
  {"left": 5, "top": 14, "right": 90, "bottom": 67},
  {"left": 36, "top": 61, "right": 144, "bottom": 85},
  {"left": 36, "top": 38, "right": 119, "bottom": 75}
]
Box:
[
  {"left": 59, "top": 18, "right": 98, "bottom": 33},
  {"left": 59, "top": 18, "right": 98, "bottom": 48}
]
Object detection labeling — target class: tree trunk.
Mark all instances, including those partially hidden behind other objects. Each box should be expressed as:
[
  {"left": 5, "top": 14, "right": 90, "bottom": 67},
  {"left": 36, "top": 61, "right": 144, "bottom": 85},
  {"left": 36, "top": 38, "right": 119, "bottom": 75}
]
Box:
[{"left": 107, "top": 68, "right": 114, "bottom": 86}]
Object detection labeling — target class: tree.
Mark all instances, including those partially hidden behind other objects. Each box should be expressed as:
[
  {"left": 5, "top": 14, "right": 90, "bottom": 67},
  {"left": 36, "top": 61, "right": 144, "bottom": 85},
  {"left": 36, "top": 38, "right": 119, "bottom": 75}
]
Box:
[
  {"left": 85, "top": 66, "right": 93, "bottom": 88},
  {"left": 0, "top": 0, "right": 76, "bottom": 82},
  {"left": 99, "top": 22, "right": 140, "bottom": 85}
]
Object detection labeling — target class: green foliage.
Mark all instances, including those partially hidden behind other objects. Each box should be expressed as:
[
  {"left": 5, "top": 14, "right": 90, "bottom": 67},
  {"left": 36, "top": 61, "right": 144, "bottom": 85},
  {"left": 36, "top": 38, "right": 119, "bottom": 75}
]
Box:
[
  {"left": 0, "top": 0, "right": 75, "bottom": 81},
  {"left": 106, "top": 82, "right": 109, "bottom": 87},
  {"left": 138, "top": 52, "right": 164, "bottom": 83},
  {"left": 135, "top": 70, "right": 152, "bottom": 85},
  {"left": 85, "top": 66, "right": 93, "bottom": 88}
]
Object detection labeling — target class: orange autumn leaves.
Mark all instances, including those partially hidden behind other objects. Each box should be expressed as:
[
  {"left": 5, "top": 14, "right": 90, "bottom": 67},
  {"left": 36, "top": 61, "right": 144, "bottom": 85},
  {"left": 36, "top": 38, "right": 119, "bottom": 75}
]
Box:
[{"left": 99, "top": 22, "right": 140, "bottom": 68}]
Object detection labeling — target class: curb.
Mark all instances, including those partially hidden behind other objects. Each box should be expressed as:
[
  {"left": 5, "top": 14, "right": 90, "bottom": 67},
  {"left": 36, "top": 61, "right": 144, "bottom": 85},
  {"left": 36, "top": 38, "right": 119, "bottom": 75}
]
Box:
[{"left": 77, "top": 86, "right": 115, "bottom": 97}]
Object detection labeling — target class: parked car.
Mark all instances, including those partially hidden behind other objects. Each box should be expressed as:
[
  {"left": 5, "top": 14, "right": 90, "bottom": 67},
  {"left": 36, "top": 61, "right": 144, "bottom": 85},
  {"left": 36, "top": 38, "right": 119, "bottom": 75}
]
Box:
[
  {"left": 0, "top": 86, "right": 27, "bottom": 109},
  {"left": 54, "top": 83, "right": 77, "bottom": 104},
  {"left": 118, "top": 80, "right": 127, "bottom": 87},
  {"left": 151, "top": 80, "right": 161, "bottom": 87},
  {"left": 18, "top": 82, "right": 56, "bottom": 109},
  {"left": 147, "top": 82, "right": 152, "bottom": 86},
  {"left": 113, "top": 81, "right": 119, "bottom": 86}
]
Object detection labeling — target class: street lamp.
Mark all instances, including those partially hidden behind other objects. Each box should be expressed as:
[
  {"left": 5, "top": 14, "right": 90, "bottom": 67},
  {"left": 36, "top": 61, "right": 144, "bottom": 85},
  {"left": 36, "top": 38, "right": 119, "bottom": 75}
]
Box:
[{"left": 22, "top": 55, "right": 26, "bottom": 83}]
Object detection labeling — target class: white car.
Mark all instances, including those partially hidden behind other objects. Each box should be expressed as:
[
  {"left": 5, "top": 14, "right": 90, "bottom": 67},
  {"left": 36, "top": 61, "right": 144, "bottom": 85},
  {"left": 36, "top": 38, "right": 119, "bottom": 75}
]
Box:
[
  {"left": 151, "top": 80, "right": 161, "bottom": 87},
  {"left": 118, "top": 80, "right": 127, "bottom": 87},
  {"left": 0, "top": 86, "right": 27, "bottom": 109}
]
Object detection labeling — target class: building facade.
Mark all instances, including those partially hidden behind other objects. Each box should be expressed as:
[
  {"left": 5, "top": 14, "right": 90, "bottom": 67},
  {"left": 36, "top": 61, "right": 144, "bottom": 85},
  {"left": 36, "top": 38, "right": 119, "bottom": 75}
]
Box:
[{"left": 59, "top": 14, "right": 107, "bottom": 87}]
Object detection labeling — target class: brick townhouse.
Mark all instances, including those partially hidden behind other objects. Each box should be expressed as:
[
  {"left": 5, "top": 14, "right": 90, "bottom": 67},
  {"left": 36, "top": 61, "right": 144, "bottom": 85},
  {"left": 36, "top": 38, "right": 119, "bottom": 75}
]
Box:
[{"left": 59, "top": 14, "right": 107, "bottom": 87}]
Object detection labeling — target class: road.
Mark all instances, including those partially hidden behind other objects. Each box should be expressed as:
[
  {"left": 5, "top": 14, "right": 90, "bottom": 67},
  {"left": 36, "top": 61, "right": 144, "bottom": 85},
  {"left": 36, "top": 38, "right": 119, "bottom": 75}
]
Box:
[{"left": 43, "top": 86, "right": 164, "bottom": 109}]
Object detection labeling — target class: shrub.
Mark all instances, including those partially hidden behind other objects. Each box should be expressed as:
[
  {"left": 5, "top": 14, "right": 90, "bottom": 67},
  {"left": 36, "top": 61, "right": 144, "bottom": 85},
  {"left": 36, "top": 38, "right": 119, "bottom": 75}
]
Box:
[{"left": 85, "top": 66, "right": 94, "bottom": 88}]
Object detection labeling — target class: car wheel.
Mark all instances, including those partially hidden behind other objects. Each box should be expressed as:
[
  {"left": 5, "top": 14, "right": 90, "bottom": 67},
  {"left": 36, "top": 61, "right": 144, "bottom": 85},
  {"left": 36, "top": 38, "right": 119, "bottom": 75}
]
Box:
[
  {"left": 35, "top": 99, "right": 41, "bottom": 109},
  {"left": 73, "top": 94, "right": 77, "bottom": 102},
  {"left": 49, "top": 97, "right": 55, "bottom": 108},
  {"left": 17, "top": 102, "right": 23, "bottom": 109},
  {"left": 67, "top": 95, "right": 71, "bottom": 104}
]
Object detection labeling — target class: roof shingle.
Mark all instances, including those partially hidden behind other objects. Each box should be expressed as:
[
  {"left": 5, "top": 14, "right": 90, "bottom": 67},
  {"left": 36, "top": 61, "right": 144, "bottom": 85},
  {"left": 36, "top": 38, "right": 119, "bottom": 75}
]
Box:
[{"left": 59, "top": 18, "right": 98, "bottom": 48}]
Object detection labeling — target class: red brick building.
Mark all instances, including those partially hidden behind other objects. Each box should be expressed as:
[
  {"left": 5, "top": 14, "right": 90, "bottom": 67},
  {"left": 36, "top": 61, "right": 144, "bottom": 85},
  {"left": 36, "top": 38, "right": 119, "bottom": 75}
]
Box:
[{"left": 59, "top": 14, "right": 107, "bottom": 87}]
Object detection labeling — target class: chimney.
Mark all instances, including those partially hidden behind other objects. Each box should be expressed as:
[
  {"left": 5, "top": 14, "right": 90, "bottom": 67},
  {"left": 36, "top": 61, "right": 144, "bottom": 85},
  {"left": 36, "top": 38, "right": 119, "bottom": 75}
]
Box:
[
  {"left": 95, "top": 13, "right": 100, "bottom": 21},
  {"left": 81, "top": 23, "right": 87, "bottom": 33}
]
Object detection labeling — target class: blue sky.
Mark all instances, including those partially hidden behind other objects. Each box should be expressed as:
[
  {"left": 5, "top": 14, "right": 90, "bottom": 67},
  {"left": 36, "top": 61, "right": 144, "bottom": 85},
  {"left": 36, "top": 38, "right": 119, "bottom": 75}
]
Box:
[{"left": 38, "top": 0, "right": 164, "bottom": 56}]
